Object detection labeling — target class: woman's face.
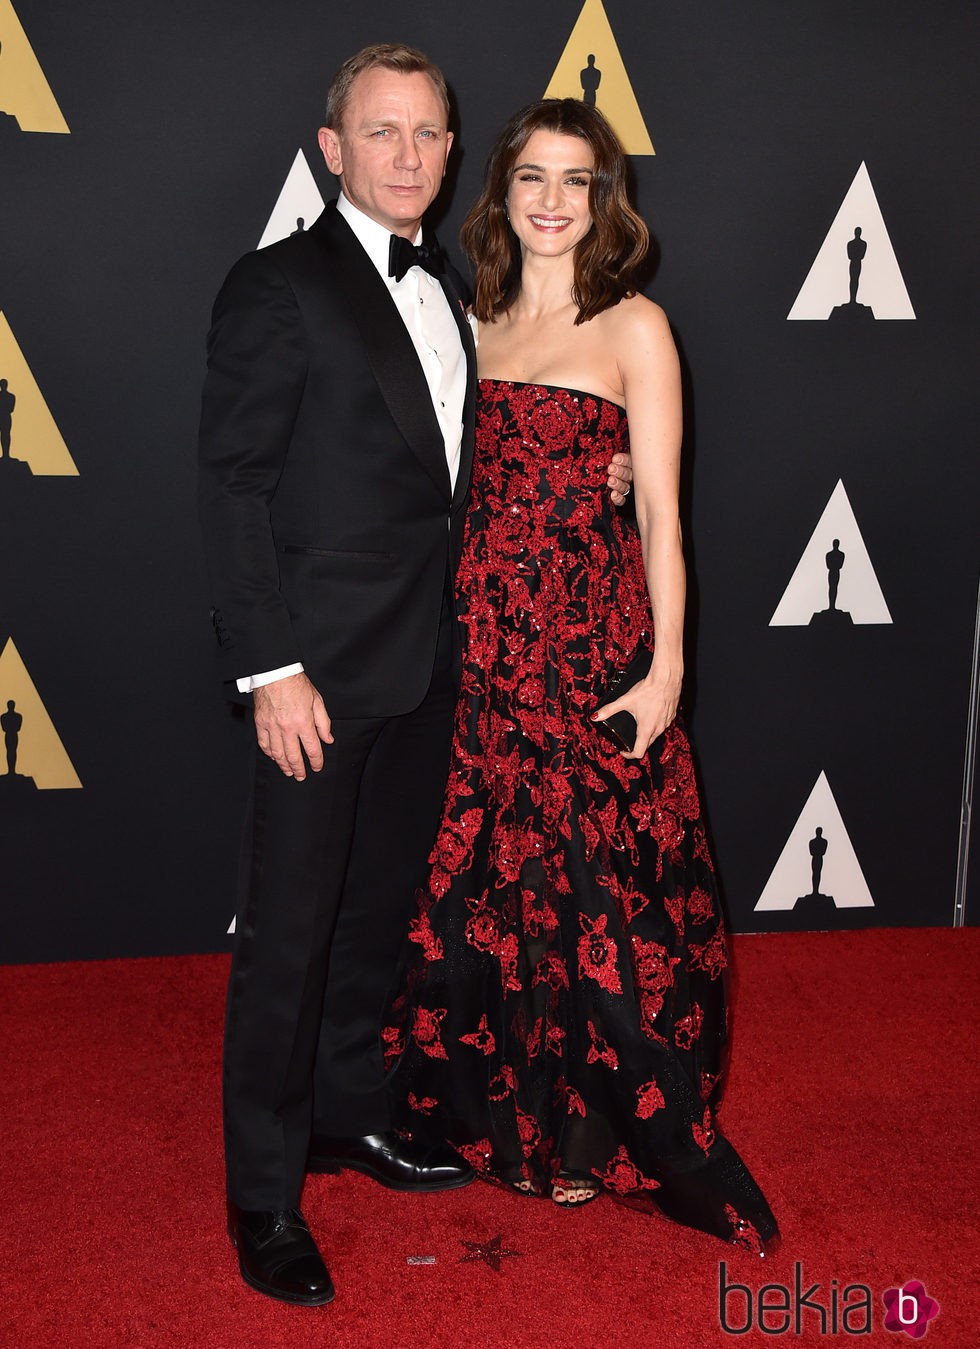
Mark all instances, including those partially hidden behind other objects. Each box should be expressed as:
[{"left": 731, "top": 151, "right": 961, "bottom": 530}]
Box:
[{"left": 505, "top": 130, "right": 594, "bottom": 260}]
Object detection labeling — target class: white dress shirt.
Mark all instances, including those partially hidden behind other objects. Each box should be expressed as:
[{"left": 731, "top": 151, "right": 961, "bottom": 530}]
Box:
[{"left": 237, "top": 193, "right": 467, "bottom": 694}]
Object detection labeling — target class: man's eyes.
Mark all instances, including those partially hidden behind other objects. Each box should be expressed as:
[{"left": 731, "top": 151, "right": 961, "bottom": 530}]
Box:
[{"left": 370, "top": 128, "right": 440, "bottom": 140}]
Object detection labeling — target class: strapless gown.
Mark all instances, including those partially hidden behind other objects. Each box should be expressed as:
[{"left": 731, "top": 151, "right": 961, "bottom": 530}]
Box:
[{"left": 385, "top": 379, "right": 778, "bottom": 1254}]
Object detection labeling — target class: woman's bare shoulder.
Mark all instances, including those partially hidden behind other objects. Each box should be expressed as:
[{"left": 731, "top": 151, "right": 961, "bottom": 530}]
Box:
[{"left": 599, "top": 291, "right": 671, "bottom": 342}]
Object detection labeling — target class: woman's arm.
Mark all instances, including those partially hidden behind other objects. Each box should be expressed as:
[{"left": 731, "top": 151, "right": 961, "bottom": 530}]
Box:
[{"left": 593, "top": 299, "right": 684, "bottom": 758}]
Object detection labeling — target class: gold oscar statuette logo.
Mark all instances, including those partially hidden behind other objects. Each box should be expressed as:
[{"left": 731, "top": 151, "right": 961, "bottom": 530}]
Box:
[
  {"left": 0, "top": 312, "right": 77, "bottom": 476},
  {"left": 545, "top": 0, "right": 654, "bottom": 155},
  {"left": 0, "top": 0, "right": 69, "bottom": 133},
  {"left": 0, "top": 638, "right": 82, "bottom": 791}
]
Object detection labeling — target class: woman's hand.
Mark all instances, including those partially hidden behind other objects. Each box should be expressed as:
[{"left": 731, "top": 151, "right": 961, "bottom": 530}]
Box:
[{"left": 593, "top": 661, "right": 682, "bottom": 759}]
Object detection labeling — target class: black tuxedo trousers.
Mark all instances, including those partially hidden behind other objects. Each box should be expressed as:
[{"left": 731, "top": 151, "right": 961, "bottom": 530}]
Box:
[{"left": 224, "top": 593, "right": 456, "bottom": 1209}]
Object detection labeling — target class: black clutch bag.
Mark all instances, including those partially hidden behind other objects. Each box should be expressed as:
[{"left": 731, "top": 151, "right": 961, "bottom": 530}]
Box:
[{"left": 592, "top": 645, "right": 653, "bottom": 752}]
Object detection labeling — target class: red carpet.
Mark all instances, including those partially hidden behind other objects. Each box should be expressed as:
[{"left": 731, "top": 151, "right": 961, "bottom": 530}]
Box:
[{"left": 2, "top": 929, "right": 977, "bottom": 1347}]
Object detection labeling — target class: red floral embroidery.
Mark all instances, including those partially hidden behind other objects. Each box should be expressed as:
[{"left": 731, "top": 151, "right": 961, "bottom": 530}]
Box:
[
  {"left": 565, "top": 1086, "right": 587, "bottom": 1117},
  {"left": 689, "top": 932, "right": 728, "bottom": 980},
  {"left": 579, "top": 812, "right": 601, "bottom": 861},
  {"left": 692, "top": 1107, "right": 715, "bottom": 1155},
  {"left": 686, "top": 886, "right": 715, "bottom": 923},
  {"left": 675, "top": 1002, "right": 704, "bottom": 1050},
  {"left": 578, "top": 913, "right": 623, "bottom": 993},
  {"left": 598, "top": 871, "right": 650, "bottom": 926},
  {"left": 497, "top": 931, "right": 521, "bottom": 993},
  {"left": 522, "top": 887, "right": 558, "bottom": 937},
  {"left": 546, "top": 1022, "right": 566, "bottom": 1055},
  {"left": 533, "top": 951, "right": 570, "bottom": 991},
  {"left": 459, "top": 1015, "right": 495, "bottom": 1055},
  {"left": 381, "top": 1022, "right": 404, "bottom": 1067},
  {"left": 407, "top": 1093, "right": 438, "bottom": 1115},
  {"left": 664, "top": 894, "right": 685, "bottom": 936},
  {"left": 725, "top": 1204, "right": 764, "bottom": 1255},
  {"left": 433, "top": 807, "right": 483, "bottom": 876},
  {"left": 594, "top": 1145, "right": 660, "bottom": 1196},
  {"left": 457, "top": 1139, "right": 493, "bottom": 1168},
  {"left": 586, "top": 1020, "right": 618, "bottom": 1069},
  {"left": 488, "top": 1065, "right": 517, "bottom": 1100},
  {"left": 636, "top": 1078, "right": 666, "bottom": 1119},
  {"left": 516, "top": 1106, "right": 541, "bottom": 1153},
  {"left": 407, "top": 905, "right": 443, "bottom": 962},
  {"left": 464, "top": 894, "right": 501, "bottom": 954},
  {"left": 411, "top": 1006, "right": 448, "bottom": 1060},
  {"left": 631, "top": 935, "right": 679, "bottom": 1033},
  {"left": 700, "top": 1071, "right": 720, "bottom": 1101},
  {"left": 526, "top": 1016, "right": 543, "bottom": 1061}
]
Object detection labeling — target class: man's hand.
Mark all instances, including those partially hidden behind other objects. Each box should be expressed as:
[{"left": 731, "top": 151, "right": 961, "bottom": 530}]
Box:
[
  {"left": 253, "top": 672, "right": 333, "bottom": 780},
  {"left": 607, "top": 451, "right": 633, "bottom": 507}
]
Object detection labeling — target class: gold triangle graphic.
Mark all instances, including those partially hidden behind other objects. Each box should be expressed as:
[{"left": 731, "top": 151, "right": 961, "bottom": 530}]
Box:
[
  {"left": 0, "top": 0, "right": 69, "bottom": 133},
  {"left": 544, "top": 0, "right": 654, "bottom": 156},
  {"left": 0, "top": 312, "right": 77, "bottom": 476},
  {"left": 0, "top": 638, "right": 82, "bottom": 789}
]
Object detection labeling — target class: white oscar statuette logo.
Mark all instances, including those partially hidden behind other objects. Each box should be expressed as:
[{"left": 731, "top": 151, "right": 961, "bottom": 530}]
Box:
[
  {"left": 258, "top": 149, "right": 325, "bottom": 249},
  {"left": 756, "top": 771, "right": 874, "bottom": 911},
  {"left": 770, "top": 480, "right": 892, "bottom": 628},
  {"left": 788, "top": 162, "right": 914, "bottom": 322}
]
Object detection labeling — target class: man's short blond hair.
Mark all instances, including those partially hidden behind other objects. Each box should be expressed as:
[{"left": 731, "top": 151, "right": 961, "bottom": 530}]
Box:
[{"left": 324, "top": 43, "right": 450, "bottom": 131}]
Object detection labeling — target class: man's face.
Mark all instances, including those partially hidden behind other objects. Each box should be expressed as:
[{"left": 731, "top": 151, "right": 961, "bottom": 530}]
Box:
[{"left": 318, "top": 68, "right": 452, "bottom": 238}]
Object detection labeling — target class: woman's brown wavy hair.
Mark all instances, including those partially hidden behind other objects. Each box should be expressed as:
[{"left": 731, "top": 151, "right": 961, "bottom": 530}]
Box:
[{"left": 460, "top": 99, "right": 649, "bottom": 326}]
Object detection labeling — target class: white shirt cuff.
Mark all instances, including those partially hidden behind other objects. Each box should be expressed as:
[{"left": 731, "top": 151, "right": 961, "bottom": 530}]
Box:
[{"left": 236, "top": 663, "right": 304, "bottom": 693}]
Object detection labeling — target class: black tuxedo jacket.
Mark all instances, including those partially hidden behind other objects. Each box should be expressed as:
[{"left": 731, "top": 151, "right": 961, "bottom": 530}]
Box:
[{"left": 198, "top": 202, "right": 476, "bottom": 717}]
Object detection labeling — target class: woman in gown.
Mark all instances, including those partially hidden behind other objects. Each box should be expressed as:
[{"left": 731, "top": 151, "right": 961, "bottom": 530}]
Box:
[{"left": 384, "top": 99, "right": 778, "bottom": 1255}]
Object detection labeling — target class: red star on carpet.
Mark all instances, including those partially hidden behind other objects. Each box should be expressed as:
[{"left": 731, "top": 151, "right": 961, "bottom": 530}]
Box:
[{"left": 459, "top": 1234, "right": 522, "bottom": 1272}]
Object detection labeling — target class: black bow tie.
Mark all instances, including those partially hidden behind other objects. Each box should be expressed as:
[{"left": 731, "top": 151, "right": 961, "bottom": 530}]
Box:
[{"left": 388, "top": 234, "right": 444, "bottom": 283}]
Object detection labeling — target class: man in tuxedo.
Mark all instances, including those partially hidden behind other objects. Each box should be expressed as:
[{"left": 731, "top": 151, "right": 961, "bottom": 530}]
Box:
[{"left": 199, "top": 44, "right": 630, "bottom": 1306}]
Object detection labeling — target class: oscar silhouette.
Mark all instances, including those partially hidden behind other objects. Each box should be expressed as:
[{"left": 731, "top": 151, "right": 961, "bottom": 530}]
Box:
[
  {"left": 830, "top": 227, "right": 875, "bottom": 324},
  {"left": 580, "top": 54, "right": 602, "bottom": 106},
  {"left": 292, "top": 217, "right": 306, "bottom": 234},
  {"left": 0, "top": 377, "right": 31, "bottom": 479},
  {"left": 796, "top": 827, "right": 837, "bottom": 915},
  {"left": 0, "top": 378, "right": 14, "bottom": 458},
  {"left": 847, "top": 227, "right": 867, "bottom": 303},
  {"left": 0, "top": 698, "right": 36, "bottom": 795},
  {"left": 810, "top": 538, "right": 853, "bottom": 627}
]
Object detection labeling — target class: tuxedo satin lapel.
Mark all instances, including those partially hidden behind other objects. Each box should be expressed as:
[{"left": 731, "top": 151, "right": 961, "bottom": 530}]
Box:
[
  {"left": 439, "top": 268, "right": 477, "bottom": 513},
  {"left": 312, "top": 206, "right": 451, "bottom": 502}
]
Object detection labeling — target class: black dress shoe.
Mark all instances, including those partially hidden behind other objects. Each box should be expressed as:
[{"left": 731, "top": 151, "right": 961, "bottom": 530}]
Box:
[
  {"left": 308, "top": 1130, "right": 474, "bottom": 1192},
  {"left": 228, "top": 1205, "right": 334, "bottom": 1306}
]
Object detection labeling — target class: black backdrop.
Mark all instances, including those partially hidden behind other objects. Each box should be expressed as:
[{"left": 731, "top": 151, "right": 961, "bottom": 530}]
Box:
[{"left": 1, "top": 1, "right": 977, "bottom": 962}]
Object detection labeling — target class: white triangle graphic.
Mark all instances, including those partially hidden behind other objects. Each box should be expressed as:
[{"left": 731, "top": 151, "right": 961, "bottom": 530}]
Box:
[
  {"left": 756, "top": 771, "right": 874, "bottom": 911},
  {"left": 770, "top": 479, "right": 892, "bottom": 627},
  {"left": 227, "top": 915, "right": 236, "bottom": 935},
  {"left": 788, "top": 162, "right": 914, "bottom": 320},
  {"left": 257, "top": 150, "right": 325, "bottom": 249}
]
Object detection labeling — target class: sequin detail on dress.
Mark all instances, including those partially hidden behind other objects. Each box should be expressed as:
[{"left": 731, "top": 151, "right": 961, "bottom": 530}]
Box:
[{"left": 386, "top": 381, "right": 778, "bottom": 1252}]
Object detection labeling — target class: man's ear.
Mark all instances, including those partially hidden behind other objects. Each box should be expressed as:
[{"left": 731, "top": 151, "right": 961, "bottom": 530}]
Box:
[{"left": 318, "top": 126, "right": 342, "bottom": 177}]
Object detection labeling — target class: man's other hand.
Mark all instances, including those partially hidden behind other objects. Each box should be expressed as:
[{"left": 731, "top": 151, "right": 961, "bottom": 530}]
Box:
[
  {"left": 253, "top": 672, "right": 333, "bottom": 780},
  {"left": 607, "top": 451, "right": 633, "bottom": 507}
]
